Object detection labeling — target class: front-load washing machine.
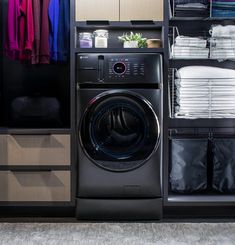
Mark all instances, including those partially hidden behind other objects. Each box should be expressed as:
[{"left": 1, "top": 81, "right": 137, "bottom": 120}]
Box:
[{"left": 76, "top": 53, "right": 163, "bottom": 220}]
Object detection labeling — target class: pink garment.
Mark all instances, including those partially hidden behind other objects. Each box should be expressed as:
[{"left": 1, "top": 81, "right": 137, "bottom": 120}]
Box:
[
  {"left": 4, "top": 0, "right": 20, "bottom": 59},
  {"left": 40, "top": 0, "right": 50, "bottom": 64},
  {"left": 19, "top": 0, "right": 35, "bottom": 61},
  {"left": 31, "top": 0, "right": 41, "bottom": 64}
]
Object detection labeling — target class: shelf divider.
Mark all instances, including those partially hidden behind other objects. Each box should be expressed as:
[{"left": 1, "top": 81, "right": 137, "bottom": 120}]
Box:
[{"left": 75, "top": 48, "right": 164, "bottom": 53}]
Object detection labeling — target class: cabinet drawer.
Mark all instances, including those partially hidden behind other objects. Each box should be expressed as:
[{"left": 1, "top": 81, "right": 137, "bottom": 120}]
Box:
[
  {"left": 76, "top": 0, "right": 119, "bottom": 21},
  {"left": 120, "top": 0, "right": 163, "bottom": 21},
  {"left": 4, "top": 134, "right": 70, "bottom": 166},
  {"left": 0, "top": 171, "right": 70, "bottom": 202}
]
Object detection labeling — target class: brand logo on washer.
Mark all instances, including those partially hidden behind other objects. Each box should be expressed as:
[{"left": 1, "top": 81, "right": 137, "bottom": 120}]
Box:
[{"left": 80, "top": 56, "right": 88, "bottom": 59}]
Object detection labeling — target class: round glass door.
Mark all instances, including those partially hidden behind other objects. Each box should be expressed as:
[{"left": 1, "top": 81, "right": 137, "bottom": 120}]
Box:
[{"left": 79, "top": 91, "right": 160, "bottom": 172}]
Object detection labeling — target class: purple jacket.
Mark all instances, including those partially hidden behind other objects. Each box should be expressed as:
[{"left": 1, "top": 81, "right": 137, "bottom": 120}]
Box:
[
  {"left": 4, "top": 0, "right": 20, "bottom": 59},
  {"left": 32, "top": 0, "right": 41, "bottom": 64},
  {"left": 40, "top": 0, "right": 50, "bottom": 64}
]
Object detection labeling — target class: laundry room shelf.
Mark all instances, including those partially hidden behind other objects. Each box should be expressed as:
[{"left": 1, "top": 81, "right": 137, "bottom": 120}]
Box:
[
  {"left": 75, "top": 21, "right": 164, "bottom": 30},
  {"left": 170, "top": 17, "right": 235, "bottom": 22},
  {"left": 167, "top": 194, "right": 235, "bottom": 206},
  {"left": 75, "top": 48, "right": 164, "bottom": 53},
  {"left": 169, "top": 59, "right": 235, "bottom": 68},
  {"left": 0, "top": 128, "right": 72, "bottom": 135},
  {"left": 169, "top": 118, "right": 235, "bottom": 129},
  {"left": 169, "top": 0, "right": 235, "bottom": 22},
  {"left": 0, "top": 165, "right": 71, "bottom": 171}
]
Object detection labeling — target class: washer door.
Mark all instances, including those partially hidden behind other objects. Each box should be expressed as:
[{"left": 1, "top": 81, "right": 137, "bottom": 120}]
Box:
[{"left": 80, "top": 91, "right": 160, "bottom": 172}]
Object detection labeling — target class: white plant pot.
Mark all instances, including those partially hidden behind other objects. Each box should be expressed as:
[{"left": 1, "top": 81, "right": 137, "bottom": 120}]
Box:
[{"left": 123, "top": 41, "right": 138, "bottom": 48}]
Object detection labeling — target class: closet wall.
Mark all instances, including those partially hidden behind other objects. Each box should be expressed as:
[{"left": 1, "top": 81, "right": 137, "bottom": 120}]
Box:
[
  {"left": 1, "top": 0, "right": 70, "bottom": 129},
  {"left": 0, "top": 0, "right": 73, "bottom": 215}
]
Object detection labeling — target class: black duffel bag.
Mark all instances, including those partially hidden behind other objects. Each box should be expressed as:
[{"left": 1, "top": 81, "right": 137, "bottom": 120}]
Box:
[{"left": 11, "top": 96, "right": 62, "bottom": 127}]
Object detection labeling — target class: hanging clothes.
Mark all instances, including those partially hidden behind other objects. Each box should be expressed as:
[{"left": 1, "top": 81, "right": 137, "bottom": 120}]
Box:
[
  {"left": 57, "top": 0, "right": 70, "bottom": 62},
  {"left": 5, "top": 0, "right": 69, "bottom": 64},
  {"left": 40, "top": 0, "right": 50, "bottom": 64},
  {"left": 32, "top": 0, "right": 41, "bottom": 64},
  {"left": 49, "top": 0, "right": 60, "bottom": 62},
  {"left": 4, "top": 0, "right": 20, "bottom": 60},
  {"left": 18, "top": 0, "right": 34, "bottom": 61}
]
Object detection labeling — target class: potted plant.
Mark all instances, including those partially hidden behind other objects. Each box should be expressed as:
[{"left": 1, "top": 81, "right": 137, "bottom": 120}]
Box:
[{"left": 118, "top": 32, "right": 147, "bottom": 48}]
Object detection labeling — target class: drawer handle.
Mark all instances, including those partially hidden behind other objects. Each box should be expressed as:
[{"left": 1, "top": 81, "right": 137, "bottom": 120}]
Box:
[{"left": 130, "top": 20, "right": 154, "bottom": 25}]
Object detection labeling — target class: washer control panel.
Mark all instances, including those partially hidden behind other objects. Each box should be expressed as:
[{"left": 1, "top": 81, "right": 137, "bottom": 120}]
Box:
[
  {"left": 108, "top": 58, "right": 145, "bottom": 80},
  {"left": 76, "top": 53, "right": 162, "bottom": 84}
]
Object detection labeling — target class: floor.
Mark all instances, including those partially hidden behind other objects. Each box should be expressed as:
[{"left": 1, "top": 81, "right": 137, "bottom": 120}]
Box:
[{"left": 0, "top": 222, "right": 234, "bottom": 245}]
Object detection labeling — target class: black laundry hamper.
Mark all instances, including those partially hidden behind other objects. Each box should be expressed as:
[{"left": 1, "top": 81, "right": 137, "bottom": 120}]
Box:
[
  {"left": 212, "top": 138, "right": 235, "bottom": 193},
  {"left": 170, "top": 138, "right": 208, "bottom": 193}
]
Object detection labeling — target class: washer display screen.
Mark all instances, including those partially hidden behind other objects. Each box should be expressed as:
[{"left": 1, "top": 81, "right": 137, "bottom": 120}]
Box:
[{"left": 113, "top": 62, "right": 126, "bottom": 74}]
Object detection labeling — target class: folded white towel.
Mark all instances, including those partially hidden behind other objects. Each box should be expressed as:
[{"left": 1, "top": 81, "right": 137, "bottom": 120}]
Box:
[
  {"left": 176, "top": 3, "right": 208, "bottom": 9},
  {"left": 174, "top": 66, "right": 235, "bottom": 118},
  {"left": 175, "top": 79, "right": 235, "bottom": 87},
  {"left": 175, "top": 36, "right": 207, "bottom": 48},
  {"left": 210, "top": 49, "right": 235, "bottom": 60},
  {"left": 171, "top": 45, "right": 209, "bottom": 59},
  {"left": 176, "top": 66, "right": 235, "bottom": 79},
  {"left": 210, "top": 25, "right": 235, "bottom": 38},
  {"left": 210, "top": 38, "right": 235, "bottom": 49}
]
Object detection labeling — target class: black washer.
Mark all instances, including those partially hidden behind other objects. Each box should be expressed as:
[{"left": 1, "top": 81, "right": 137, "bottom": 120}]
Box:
[{"left": 80, "top": 91, "right": 160, "bottom": 172}]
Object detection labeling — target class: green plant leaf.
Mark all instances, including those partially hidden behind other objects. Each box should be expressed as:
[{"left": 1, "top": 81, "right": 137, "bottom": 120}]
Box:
[{"left": 118, "top": 32, "right": 147, "bottom": 45}]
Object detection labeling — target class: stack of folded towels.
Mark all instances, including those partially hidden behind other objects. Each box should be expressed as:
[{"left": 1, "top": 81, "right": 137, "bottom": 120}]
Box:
[
  {"left": 171, "top": 35, "right": 209, "bottom": 59},
  {"left": 210, "top": 25, "right": 235, "bottom": 60},
  {"left": 175, "top": 66, "right": 235, "bottom": 118},
  {"left": 211, "top": 0, "right": 235, "bottom": 18},
  {"left": 174, "top": 0, "right": 209, "bottom": 17}
]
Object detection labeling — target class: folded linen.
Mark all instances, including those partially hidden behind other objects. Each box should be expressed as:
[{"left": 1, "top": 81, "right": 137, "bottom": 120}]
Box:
[
  {"left": 175, "top": 112, "right": 235, "bottom": 118},
  {"left": 171, "top": 45, "right": 209, "bottom": 59},
  {"left": 176, "top": 66, "right": 235, "bottom": 79},
  {"left": 175, "top": 36, "right": 207, "bottom": 47},
  {"left": 210, "top": 25, "right": 235, "bottom": 37},
  {"left": 212, "top": 1, "right": 235, "bottom": 8},
  {"left": 174, "top": 9, "right": 209, "bottom": 17},
  {"left": 212, "top": 9, "right": 235, "bottom": 17},
  {"left": 176, "top": 3, "right": 208, "bottom": 9},
  {"left": 210, "top": 38, "right": 235, "bottom": 48},
  {"left": 210, "top": 49, "right": 235, "bottom": 60},
  {"left": 212, "top": 0, "right": 235, "bottom": 2},
  {"left": 173, "top": 65, "right": 235, "bottom": 119},
  {"left": 175, "top": 0, "right": 208, "bottom": 4}
]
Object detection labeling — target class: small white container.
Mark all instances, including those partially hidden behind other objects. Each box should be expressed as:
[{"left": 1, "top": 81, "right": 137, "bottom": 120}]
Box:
[
  {"left": 123, "top": 41, "right": 139, "bottom": 48},
  {"left": 79, "top": 32, "right": 93, "bottom": 48},
  {"left": 94, "top": 30, "right": 109, "bottom": 48}
]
